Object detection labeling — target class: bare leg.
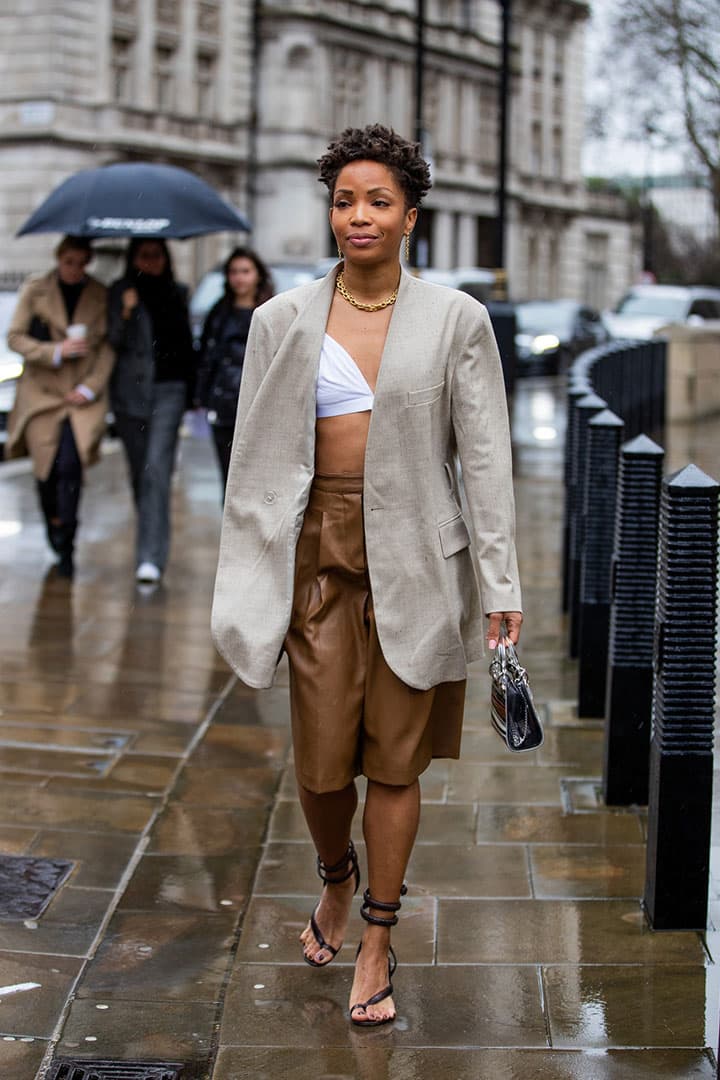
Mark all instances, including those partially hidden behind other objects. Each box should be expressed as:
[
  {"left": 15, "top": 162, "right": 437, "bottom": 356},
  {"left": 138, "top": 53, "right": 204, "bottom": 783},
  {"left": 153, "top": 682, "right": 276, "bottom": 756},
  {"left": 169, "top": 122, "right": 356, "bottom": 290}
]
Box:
[
  {"left": 350, "top": 778, "right": 420, "bottom": 1023},
  {"left": 298, "top": 780, "right": 359, "bottom": 965}
]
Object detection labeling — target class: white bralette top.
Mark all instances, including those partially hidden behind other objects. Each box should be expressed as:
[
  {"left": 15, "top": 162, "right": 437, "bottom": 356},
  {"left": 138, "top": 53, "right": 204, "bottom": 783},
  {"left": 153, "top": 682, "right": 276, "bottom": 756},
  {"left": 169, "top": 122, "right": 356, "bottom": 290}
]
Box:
[{"left": 316, "top": 334, "right": 374, "bottom": 418}]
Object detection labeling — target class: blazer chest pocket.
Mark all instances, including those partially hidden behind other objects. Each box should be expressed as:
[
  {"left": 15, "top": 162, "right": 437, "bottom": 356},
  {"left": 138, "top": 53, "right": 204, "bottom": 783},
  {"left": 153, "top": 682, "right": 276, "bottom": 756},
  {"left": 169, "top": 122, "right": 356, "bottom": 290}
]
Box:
[
  {"left": 407, "top": 380, "right": 444, "bottom": 407},
  {"left": 439, "top": 512, "right": 471, "bottom": 558}
]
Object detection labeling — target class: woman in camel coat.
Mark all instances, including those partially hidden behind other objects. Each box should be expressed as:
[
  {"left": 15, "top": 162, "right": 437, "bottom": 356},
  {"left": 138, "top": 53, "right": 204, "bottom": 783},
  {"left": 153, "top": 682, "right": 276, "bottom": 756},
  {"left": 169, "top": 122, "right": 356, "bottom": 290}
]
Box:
[{"left": 7, "top": 235, "right": 115, "bottom": 576}]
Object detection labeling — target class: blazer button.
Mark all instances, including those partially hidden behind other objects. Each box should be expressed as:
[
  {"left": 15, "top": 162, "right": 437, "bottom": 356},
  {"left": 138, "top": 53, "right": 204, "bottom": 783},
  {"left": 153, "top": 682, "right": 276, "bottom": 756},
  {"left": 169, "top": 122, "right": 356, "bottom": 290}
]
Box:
[{"left": 263, "top": 490, "right": 277, "bottom": 504}]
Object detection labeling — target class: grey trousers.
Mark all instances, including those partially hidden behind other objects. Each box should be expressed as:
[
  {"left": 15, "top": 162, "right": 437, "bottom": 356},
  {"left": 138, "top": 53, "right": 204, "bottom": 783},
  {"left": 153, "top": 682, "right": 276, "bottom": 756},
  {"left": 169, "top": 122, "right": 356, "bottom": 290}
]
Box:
[{"left": 114, "top": 381, "right": 186, "bottom": 571}]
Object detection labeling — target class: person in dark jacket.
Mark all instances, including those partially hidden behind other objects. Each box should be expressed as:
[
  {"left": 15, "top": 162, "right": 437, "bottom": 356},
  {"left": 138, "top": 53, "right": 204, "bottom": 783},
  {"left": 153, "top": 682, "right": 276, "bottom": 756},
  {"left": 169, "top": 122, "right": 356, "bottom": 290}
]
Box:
[
  {"left": 195, "top": 247, "right": 273, "bottom": 494},
  {"left": 107, "top": 238, "right": 197, "bottom": 584}
]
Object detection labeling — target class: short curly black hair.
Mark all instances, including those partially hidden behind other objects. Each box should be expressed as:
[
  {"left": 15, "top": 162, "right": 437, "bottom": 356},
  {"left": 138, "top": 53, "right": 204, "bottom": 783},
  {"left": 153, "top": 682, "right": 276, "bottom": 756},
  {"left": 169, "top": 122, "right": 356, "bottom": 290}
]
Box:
[{"left": 317, "top": 124, "right": 432, "bottom": 209}]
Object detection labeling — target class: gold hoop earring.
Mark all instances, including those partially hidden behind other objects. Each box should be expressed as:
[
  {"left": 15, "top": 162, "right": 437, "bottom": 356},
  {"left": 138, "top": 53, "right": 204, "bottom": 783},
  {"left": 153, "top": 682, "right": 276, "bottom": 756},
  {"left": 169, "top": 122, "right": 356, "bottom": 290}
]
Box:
[
  {"left": 404, "top": 233, "right": 411, "bottom": 262},
  {"left": 337, "top": 243, "right": 343, "bottom": 260}
]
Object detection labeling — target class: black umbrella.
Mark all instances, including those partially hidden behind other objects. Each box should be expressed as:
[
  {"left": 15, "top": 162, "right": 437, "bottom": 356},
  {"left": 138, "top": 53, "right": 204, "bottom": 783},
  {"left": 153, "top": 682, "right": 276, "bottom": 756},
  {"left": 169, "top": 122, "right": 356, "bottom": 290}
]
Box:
[{"left": 16, "top": 162, "right": 251, "bottom": 239}]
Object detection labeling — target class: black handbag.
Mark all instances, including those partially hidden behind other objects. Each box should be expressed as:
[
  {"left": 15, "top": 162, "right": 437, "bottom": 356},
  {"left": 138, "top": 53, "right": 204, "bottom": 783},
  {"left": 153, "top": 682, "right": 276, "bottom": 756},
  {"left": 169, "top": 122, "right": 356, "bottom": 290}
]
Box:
[{"left": 490, "top": 640, "right": 544, "bottom": 752}]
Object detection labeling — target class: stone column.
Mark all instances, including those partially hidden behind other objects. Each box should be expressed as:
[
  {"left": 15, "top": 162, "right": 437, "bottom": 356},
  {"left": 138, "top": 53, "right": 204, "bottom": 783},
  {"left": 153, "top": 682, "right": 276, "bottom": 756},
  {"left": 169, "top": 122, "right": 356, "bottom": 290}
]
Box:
[{"left": 431, "top": 210, "right": 454, "bottom": 270}]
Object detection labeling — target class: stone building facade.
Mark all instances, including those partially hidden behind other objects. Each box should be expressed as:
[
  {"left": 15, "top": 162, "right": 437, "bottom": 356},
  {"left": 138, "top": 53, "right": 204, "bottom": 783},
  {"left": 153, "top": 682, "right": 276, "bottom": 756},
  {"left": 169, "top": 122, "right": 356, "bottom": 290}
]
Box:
[{"left": 0, "top": 0, "right": 640, "bottom": 305}]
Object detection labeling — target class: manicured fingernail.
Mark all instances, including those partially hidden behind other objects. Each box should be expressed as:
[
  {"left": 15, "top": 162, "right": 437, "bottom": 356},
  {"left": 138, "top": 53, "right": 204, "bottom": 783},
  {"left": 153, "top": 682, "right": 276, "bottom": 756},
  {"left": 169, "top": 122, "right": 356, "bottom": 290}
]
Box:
[{"left": 488, "top": 639, "right": 497, "bottom": 650}]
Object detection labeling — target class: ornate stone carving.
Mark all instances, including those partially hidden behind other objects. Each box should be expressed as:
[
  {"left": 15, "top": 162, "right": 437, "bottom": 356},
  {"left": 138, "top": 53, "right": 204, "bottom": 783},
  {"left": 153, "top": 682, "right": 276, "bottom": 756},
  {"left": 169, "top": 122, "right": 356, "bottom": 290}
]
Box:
[
  {"left": 198, "top": 2, "right": 220, "bottom": 34},
  {"left": 157, "top": 0, "right": 179, "bottom": 26}
]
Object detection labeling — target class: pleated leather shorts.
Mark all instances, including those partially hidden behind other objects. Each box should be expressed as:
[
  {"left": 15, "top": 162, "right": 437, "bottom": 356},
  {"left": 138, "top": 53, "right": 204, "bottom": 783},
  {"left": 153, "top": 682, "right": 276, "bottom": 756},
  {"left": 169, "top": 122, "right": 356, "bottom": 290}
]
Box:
[{"left": 284, "top": 472, "right": 466, "bottom": 794}]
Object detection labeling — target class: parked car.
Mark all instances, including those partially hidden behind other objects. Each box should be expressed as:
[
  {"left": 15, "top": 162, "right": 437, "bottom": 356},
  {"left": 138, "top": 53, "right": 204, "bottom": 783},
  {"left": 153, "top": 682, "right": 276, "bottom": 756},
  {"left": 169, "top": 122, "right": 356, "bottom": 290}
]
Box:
[
  {"left": 189, "top": 261, "right": 318, "bottom": 342},
  {"left": 515, "top": 299, "right": 609, "bottom": 375},
  {"left": 418, "top": 266, "right": 497, "bottom": 305},
  {"left": 0, "top": 291, "right": 23, "bottom": 458},
  {"left": 603, "top": 284, "right": 720, "bottom": 340}
]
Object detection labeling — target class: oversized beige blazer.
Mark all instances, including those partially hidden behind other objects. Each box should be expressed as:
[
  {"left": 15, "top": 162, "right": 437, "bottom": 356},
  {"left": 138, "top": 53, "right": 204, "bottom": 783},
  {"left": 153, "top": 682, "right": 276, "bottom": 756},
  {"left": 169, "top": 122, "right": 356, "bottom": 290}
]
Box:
[
  {"left": 6, "top": 270, "right": 115, "bottom": 479},
  {"left": 212, "top": 266, "right": 521, "bottom": 691}
]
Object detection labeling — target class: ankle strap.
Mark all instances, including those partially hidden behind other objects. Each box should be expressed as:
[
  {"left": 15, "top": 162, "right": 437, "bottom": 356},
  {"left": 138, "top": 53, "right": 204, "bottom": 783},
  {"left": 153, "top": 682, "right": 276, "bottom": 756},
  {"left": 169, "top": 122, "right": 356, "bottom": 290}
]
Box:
[
  {"left": 317, "top": 840, "right": 358, "bottom": 886},
  {"left": 360, "top": 884, "right": 408, "bottom": 927}
]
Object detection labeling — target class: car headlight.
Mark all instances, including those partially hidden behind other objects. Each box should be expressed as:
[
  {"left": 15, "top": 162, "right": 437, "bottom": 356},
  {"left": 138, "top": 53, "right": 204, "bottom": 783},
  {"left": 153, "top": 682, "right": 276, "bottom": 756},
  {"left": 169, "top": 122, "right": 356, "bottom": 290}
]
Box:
[{"left": 531, "top": 334, "right": 560, "bottom": 355}]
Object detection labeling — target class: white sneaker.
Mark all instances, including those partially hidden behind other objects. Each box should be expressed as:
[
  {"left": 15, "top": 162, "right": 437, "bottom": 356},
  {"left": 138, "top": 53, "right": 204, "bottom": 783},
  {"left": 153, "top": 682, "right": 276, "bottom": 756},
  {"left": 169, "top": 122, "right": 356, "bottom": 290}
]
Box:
[{"left": 136, "top": 561, "right": 161, "bottom": 583}]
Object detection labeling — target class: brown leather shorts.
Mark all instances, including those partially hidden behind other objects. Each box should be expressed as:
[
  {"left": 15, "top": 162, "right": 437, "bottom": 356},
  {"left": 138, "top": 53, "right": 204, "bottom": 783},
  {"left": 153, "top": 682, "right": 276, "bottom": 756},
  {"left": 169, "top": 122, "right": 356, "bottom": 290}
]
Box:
[{"left": 284, "top": 473, "right": 466, "bottom": 794}]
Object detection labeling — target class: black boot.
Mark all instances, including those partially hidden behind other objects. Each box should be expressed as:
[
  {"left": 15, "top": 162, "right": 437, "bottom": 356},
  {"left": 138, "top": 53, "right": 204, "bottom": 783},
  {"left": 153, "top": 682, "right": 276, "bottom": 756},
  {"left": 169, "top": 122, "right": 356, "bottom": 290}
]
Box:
[
  {"left": 36, "top": 478, "right": 61, "bottom": 553},
  {"left": 54, "top": 522, "right": 77, "bottom": 579}
]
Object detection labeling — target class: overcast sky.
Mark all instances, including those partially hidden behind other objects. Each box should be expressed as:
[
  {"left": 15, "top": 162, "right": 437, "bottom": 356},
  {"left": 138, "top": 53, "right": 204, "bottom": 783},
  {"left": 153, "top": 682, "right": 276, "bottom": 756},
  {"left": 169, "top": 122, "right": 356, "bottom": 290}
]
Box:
[{"left": 582, "top": 1, "right": 687, "bottom": 178}]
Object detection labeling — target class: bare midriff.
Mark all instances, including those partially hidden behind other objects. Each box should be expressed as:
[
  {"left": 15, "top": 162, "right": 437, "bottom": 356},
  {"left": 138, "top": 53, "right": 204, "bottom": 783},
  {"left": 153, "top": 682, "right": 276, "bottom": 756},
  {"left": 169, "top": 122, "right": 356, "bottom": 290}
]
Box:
[
  {"left": 315, "top": 411, "right": 372, "bottom": 475},
  {"left": 315, "top": 292, "right": 392, "bottom": 476}
]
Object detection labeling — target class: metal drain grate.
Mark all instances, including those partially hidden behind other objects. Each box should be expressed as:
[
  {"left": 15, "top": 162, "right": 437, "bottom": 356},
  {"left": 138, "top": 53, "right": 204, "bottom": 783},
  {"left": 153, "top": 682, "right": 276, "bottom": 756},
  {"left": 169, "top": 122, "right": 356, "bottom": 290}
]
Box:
[
  {"left": 48, "top": 1061, "right": 184, "bottom": 1080},
  {"left": 0, "top": 855, "right": 74, "bottom": 919}
]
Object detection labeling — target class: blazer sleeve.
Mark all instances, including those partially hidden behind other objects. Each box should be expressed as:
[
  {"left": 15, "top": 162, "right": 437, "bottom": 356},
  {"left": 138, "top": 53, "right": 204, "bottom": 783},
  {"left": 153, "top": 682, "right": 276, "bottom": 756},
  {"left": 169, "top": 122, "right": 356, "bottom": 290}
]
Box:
[
  {"left": 450, "top": 303, "right": 522, "bottom": 615},
  {"left": 7, "top": 279, "right": 57, "bottom": 368}
]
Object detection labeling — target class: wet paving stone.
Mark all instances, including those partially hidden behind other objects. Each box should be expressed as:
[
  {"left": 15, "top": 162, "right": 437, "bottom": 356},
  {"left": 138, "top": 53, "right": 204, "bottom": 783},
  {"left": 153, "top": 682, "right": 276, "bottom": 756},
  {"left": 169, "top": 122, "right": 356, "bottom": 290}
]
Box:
[
  {"left": 28, "top": 831, "right": 138, "bottom": 889},
  {"left": 45, "top": 754, "right": 179, "bottom": 796},
  {"left": 437, "top": 899, "right": 707, "bottom": 964},
  {"left": 474, "top": 804, "right": 644, "bottom": 845},
  {"left": 268, "top": 798, "right": 478, "bottom": 845},
  {"left": 0, "top": 787, "right": 157, "bottom": 834},
  {"left": 446, "top": 762, "right": 570, "bottom": 803},
  {"left": 0, "top": 1038, "right": 48, "bottom": 1079},
  {"left": 212, "top": 1045, "right": 718, "bottom": 1080},
  {"left": 0, "top": 951, "right": 82, "bottom": 1037},
  {"left": 175, "top": 765, "right": 282, "bottom": 809},
  {"left": 530, "top": 845, "right": 646, "bottom": 899},
  {"left": 0, "top": 825, "right": 38, "bottom": 854},
  {"left": 0, "top": 746, "right": 114, "bottom": 778},
  {"left": 0, "top": 723, "right": 131, "bottom": 753},
  {"left": 0, "top": 855, "right": 74, "bottom": 919},
  {"left": 57, "top": 998, "right": 216, "bottom": 1064},
  {"left": 118, "top": 852, "right": 260, "bottom": 913},
  {"left": 407, "top": 843, "right": 531, "bottom": 898},
  {"left": 192, "top": 724, "right": 290, "bottom": 770},
  {"left": 75, "top": 910, "right": 237, "bottom": 1002},
  {"left": 0, "top": 886, "right": 111, "bottom": 957},
  {"left": 236, "top": 893, "right": 435, "bottom": 965},
  {"left": 544, "top": 964, "right": 710, "bottom": 1048},
  {"left": 148, "top": 805, "right": 270, "bottom": 856},
  {"left": 221, "top": 963, "right": 547, "bottom": 1048}
]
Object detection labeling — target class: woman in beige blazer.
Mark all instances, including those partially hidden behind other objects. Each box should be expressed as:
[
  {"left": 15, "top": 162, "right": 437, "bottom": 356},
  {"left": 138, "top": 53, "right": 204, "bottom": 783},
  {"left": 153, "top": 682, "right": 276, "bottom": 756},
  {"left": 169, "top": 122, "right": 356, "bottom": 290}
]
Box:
[
  {"left": 7, "top": 236, "right": 115, "bottom": 576},
  {"left": 212, "top": 125, "right": 522, "bottom": 1026}
]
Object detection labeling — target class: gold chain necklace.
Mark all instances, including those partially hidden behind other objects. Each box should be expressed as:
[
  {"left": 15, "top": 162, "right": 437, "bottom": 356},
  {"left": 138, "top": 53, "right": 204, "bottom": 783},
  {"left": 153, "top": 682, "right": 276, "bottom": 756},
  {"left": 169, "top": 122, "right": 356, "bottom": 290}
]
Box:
[{"left": 336, "top": 271, "right": 399, "bottom": 312}]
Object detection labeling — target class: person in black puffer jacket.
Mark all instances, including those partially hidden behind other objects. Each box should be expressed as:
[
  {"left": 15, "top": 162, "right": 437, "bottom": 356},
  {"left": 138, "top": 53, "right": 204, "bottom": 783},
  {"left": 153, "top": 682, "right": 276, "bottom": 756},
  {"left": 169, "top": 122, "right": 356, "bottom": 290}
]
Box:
[{"left": 195, "top": 247, "right": 274, "bottom": 496}]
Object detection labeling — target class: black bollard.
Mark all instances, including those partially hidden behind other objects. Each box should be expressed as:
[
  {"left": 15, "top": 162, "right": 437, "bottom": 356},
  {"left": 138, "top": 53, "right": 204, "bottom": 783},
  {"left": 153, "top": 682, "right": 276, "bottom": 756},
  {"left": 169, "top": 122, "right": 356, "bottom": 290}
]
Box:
[
  {"left": 577, "top": 409, "right": 624, "bottom": 717},
  {"left": 603, "top": 435, "right": 664, "bottom": 805},
  {"left": 567, "top": 392, "right": 607, "bottom": 657},
  {"left": 562, "top": 381, "right": 592, "bottom": 612},
  {"left": 644, "top": 464, "right": 719, "bottom": 930}
]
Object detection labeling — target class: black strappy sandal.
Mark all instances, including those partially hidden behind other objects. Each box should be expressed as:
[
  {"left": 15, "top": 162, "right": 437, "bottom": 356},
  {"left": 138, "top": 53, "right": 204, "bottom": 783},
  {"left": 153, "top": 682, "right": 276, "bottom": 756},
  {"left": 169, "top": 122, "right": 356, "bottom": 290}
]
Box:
[
  {"left": 303, "top": 840, "right": 360, "bottom": 968},
  {"left": 349, "top": 883, "right": 407, "bottom": 1027}
]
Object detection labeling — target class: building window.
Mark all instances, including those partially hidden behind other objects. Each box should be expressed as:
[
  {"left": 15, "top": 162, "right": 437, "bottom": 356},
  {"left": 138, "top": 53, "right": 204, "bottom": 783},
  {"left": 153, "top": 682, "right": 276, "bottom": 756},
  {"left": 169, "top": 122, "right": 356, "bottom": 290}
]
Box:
[
  {"left": 154, "top": 44, "right": 176, "bottom": 111},
  {"left": 196, "top": 51, "right": 216, "bottom": 116},
  {"left": 532, "top": 27, "right": 544, "bottom": 79},
  {"left": 531, "top": 122, "right": 542, "bottom": 174},
  {"left": 111, "top": 36, "right": 133, "bottom": 103},
  {"left": 553, "top": 33, "right": 565, "bottom": 85},
  {"left": 585, "top": 232, "right": 609, "bottom": 309},
  {"left": 552, "top": 127, "right": 563, "bottom": 178}
]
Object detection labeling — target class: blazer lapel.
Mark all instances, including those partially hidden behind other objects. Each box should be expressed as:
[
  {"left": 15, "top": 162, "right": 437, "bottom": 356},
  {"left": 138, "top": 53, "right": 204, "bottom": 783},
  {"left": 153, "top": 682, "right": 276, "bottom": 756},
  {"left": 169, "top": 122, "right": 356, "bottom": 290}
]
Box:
[{"left": 277, "top": 266, "right": 337, "bottom": 399}]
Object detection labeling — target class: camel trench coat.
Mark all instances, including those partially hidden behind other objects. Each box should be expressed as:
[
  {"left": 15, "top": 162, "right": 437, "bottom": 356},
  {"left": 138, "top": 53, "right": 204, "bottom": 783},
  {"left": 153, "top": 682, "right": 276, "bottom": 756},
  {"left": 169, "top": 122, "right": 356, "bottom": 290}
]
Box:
[
  {"left": 212, "top": 266, "right": 521, "bottom": 691},
  {"left": 6, "top": 270, "right": 115, "bottom": 479}
]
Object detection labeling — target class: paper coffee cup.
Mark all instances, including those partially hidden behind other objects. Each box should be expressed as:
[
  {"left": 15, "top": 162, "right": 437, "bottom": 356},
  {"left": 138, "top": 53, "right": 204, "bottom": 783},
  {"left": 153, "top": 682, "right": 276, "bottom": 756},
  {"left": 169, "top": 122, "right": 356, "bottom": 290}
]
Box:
[{"left": 67, "top": 323, "right": 87, "bottom": 340}]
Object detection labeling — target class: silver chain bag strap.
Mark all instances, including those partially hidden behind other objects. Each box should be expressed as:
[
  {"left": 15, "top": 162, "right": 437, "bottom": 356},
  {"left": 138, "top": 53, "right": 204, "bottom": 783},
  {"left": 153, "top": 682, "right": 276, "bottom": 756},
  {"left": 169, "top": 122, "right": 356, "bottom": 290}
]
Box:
[{"left": 489, "top": 640, "right": 544, "bottom": 752}]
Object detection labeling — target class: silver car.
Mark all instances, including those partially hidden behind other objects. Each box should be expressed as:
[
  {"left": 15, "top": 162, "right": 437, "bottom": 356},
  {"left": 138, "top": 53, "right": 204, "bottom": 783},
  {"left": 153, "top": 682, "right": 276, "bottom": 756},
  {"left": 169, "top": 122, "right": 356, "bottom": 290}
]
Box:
[{"left": 603, "top": 284, "right": 720, "bottom": 340}]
